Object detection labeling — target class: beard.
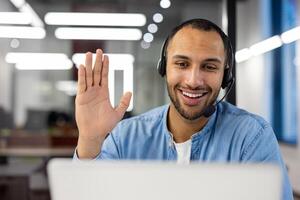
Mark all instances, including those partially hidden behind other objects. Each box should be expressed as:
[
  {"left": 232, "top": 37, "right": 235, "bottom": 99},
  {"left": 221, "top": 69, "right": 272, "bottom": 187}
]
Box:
[{"left": 167, "top": 82, "right": 219, "bottom": 121}]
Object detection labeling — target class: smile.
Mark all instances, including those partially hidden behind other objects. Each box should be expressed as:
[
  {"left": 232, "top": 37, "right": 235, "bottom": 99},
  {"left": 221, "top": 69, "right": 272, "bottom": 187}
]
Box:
[
  {"left": 178, "top": 89, "right": 208, "bottom": 106},
  {"left": 180, "top": 90, "right": 208, "bottom": 99}
]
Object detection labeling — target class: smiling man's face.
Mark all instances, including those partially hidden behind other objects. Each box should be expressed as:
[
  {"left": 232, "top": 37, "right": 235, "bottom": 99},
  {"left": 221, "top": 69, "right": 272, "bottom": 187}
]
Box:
[{"left": 166, "top": 26, "right": 226, "bottom": 121}]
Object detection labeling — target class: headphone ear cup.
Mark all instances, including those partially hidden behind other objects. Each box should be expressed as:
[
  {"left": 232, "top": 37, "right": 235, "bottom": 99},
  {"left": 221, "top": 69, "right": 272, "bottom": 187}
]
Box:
[
  {"left": 222, "top": 68, "right": 232, "bottom": 89},
  {"left": 157, "top": 56, "right": 166, "bottom": 77},
  {"left": 157, "top": 37, "right": 168, "bottom": 77}
]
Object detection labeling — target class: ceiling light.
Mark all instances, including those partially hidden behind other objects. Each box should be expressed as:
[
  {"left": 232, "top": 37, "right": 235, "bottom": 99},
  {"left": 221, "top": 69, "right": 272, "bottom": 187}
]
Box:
[
  {"left": 148, "top": 23, "right": 158, "bottom": 33},
  {"left": 0, "top": 26, "right": 45, "bottom": 39},
  {"left": 9, "top": 0, "right": 44, "bottom": 27},
  {"left": 0, "top": 12, "right": 32, "bottom": 24},
  {"left": 235, "top": 48, "right": 252, "bottom": 63},
  {"left": 15, "top": 60, "right": 73, "bottom": 70},
  {"left": 9, "top": 0, "right": 25, "bottom": 8},
  {"left": 5, "top": 52, "right": 72, "bottom": 70},
  {"left": 45, "top": 12, "right": 146, "bottom": 27},
  {"left": 143, "top": 33, "right": 154, "bottom": 43},
  {"left": 55, "top": 27, "right": 142, "bottom": 41},
  {"left": 235, "top": 26, "right": 300, "bottom": 63},
  {"left": 19, "top": 3, "right": 44, "bottom": 27},
  {"left": 6, "top": 52, "right": 69, "bottom": 63},
  {"left": 281, "top": 26, "right": 300, "bottom": 44},
  {"left": 153, "top": 13, "right": 163, "bottom": 23},
  {"left": 141, "top": 41, "right": 151, "bottom": 49},
  {"left": 249, "top": 36, "right": 282, "bottom": 56},
  {"left": 10, "top": 39, "right": 20, "bottom": 48},
  {"left": 72, "top": 53, "right": 134, "bottom": 67},
  {"left": 160, "top": 0, "right": 171, "bottom": 9}
]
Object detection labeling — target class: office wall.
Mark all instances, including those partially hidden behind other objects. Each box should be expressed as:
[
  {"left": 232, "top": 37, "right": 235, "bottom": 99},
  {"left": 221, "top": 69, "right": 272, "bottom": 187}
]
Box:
[
  {"left": 0, "top": 1, "right": 14, "bottom": 112},
  {"left": 236, "top": 0, "right": 300, "bottom": 144},
  {"left": 14, "top": 26, "right": 72, "bottom": 126},
  {"left": 236, "top": 0, "right": 266, "bottom": 119},
  {"left": 0, "top": 2, "right": 72, "bottom": 127}
]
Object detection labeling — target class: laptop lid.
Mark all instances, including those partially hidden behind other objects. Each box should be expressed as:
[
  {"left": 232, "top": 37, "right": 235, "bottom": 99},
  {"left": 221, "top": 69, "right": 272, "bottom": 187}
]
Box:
[{"left": 47, "top": 158, "right": 282, "bottom": 200}]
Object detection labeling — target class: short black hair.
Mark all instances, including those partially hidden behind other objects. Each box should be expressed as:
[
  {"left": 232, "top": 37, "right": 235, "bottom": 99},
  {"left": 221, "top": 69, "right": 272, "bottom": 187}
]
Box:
[{"left": 164, "top": 18, "right": 233, "bottom": 69}]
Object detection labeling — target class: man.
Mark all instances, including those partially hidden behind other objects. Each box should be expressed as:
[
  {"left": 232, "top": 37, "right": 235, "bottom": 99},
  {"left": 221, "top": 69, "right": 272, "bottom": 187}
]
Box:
[{"left": 74, "top": 19, "right": 293, "bottom": 199}]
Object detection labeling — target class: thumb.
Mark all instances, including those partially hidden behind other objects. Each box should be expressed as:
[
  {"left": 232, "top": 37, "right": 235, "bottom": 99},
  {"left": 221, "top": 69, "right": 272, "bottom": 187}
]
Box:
[{"left": 115, "top": 92, "right": 132, "bottom": 118}]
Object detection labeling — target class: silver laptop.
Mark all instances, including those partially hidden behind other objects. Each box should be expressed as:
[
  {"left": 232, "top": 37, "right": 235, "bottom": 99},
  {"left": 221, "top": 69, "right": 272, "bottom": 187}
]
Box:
[{"left": 47, "top": 158, "right": 282, "bottom": 200}]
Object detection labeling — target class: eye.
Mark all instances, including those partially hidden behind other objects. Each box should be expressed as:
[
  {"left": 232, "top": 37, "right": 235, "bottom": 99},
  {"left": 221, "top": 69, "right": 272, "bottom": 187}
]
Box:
[
  {"left": 203, "top": 63, "right": 217, "bottom": 71},
  {"left": 175, "top": 61, "right": 189, "bottom": 68}
]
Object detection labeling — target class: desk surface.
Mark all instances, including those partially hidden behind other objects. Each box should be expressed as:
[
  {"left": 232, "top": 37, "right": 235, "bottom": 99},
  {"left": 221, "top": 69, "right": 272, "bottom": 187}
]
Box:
[
  {"left": 0, "top": 147, "right": 74, "bottom": 157},
  {"left": 0, "top": 162, "right": 40, "bottom": 176}
]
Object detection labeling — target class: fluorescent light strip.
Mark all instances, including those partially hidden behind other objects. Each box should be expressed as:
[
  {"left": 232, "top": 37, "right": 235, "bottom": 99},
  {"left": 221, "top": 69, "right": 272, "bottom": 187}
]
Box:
[
  {"left": 236, "top": 26, "right": 300, "bottom": 63},
  {"left": 281, "top": 26, "right": 300, "bottom": 44},
  {"left": 5, "top": 52, "right": 69, "bottom": 63},
  {"left": 45, "top": 12, "right": 146, "bottom": 27},
  {"left": 9, "top": 0, "right": 26, "bottom": 8},
  {"left": 55, "top": 27, "right": 142, "bottom": 41},
  {"left": 72, "top": 53, "right": 134, "bottom": 111},
  {"left": 0, "top": 26, "right": 45, "bottom": 39},
  {"left": 72, "top": 53, "right": 135, "bottom": 67},
  {"left": 249, "top": 35, "right": 282, "bottom": 56},
  {"left": 235, "top": 36, "right": 282, "bottom": 63},
  {"left": 20, "top": 3, "right": 44, "bottom": 27},
  {"left": 0, "top": 12, "right": 32, "bottom": 24},
  {"left": 9, "top": 0, "right": 44, "bottom": 27},
  {"left": 15, "top": 60, "right": 73, "bottom": 70},
  {"left": 6, "top": 53, "right": 72, "bottom": 70},
  {"left": 235, "top": 48, "right": 252, "bottom": 63}
]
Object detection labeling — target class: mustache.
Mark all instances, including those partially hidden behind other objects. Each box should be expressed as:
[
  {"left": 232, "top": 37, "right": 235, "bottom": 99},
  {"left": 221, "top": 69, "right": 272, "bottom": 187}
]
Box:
[{"left": 175, "top": 84, "right": 211, "bottom": 92}]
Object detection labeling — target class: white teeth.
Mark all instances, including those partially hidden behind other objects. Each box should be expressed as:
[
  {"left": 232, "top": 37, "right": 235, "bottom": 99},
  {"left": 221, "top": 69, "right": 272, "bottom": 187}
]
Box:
[{"left": 182, "top": 91, "right": 204, "bottom": 98}]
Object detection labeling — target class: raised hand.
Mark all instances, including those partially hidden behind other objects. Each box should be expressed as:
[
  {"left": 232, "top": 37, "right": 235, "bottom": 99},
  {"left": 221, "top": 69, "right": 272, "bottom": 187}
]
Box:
[{"left": 75, "top": 49, "right": 132, "bottom": 159}]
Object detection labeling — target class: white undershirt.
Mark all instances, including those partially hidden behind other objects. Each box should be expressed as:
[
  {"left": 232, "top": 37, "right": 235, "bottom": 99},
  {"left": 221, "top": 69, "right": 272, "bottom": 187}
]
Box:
[{"left": 174, "top": 139, "right": 192, "bottom": 164}]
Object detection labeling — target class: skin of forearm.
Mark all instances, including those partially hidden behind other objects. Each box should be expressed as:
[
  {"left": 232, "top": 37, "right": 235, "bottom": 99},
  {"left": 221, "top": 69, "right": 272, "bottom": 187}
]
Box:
[{"left": 77, "top": 135, "right": 105, "bottom": 159}]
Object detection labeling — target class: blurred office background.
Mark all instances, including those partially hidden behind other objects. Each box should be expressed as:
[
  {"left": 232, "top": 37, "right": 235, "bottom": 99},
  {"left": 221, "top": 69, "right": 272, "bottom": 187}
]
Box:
[{"left": 0, "top": 0, "right": 300, "bottom": 199}]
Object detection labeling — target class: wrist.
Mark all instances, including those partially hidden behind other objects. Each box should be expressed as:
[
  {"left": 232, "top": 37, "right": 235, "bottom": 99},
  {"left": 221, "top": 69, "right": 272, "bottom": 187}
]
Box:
[{"left": 77, "top": 135, "right": 105, "bottom": 159}]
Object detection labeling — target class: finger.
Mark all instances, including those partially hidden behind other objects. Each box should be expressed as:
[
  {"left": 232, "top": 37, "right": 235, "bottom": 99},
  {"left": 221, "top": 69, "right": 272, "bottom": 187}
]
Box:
[
  {"left": 101, "top": 55, "right": 109, "bottom": 87},
  {"left": 115, "top": 92, "right": 132, "bottom": 118},
  {"left": 77, "top": 64, "right": 86, "bottom": 95},
  {"left": 93, "top": 49, "right": 103, "bottom": 86},
  {"left": 85, "top": 52, "right": 93, "bottom": 87}
]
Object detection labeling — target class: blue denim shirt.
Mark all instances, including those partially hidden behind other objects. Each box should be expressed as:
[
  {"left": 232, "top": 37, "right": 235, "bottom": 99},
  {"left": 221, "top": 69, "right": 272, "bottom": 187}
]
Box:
[{"left": 74, "top": 102, "right": 293, "bottom": 200}]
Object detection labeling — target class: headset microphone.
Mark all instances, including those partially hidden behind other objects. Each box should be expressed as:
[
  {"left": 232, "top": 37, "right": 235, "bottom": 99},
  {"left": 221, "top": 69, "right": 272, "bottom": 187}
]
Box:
[
  {"left": 202, "top": 105, "right": 216, "bottom": 118},
  {"left": 202, "top": 78, "right": 235, "bottom": 118}
]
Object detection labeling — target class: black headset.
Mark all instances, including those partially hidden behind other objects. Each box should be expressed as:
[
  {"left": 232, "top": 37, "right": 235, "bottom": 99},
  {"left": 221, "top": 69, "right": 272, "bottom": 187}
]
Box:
[{"left": 157, "top": 19, "right": 234, "bottom": 89}]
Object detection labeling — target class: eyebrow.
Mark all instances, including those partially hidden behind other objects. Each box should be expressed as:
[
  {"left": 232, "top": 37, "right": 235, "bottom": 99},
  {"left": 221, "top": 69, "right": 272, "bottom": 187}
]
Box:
[
  {"left": 204, "top": 58, "right": 222, "bottom": 64},
  {"left": 171, "top": 55, "right": 222, "bottom": 64},
  {"left": 171, "top": 55, "right": 190, "bottom": 60}
]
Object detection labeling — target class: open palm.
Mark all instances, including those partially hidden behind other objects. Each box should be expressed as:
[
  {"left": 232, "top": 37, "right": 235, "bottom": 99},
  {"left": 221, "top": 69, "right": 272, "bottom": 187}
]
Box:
[{"left": 75, "top": 49, "right": 132, "bottom": 143}]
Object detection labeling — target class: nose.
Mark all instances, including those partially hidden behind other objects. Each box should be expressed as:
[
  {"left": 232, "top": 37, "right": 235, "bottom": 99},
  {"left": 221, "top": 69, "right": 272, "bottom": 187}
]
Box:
[{"left": 185, "top": 66, "right": 204, "bottom": 88}]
